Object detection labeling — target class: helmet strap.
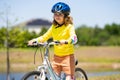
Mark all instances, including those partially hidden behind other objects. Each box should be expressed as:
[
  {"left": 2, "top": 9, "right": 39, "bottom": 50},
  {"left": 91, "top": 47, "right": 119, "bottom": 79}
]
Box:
[{"left": 54, "top": 20, "right": 64, "bottom": 28}]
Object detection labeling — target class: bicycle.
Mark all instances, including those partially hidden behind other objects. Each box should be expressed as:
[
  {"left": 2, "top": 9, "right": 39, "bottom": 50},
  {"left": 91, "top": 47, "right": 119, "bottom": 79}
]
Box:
[{"left": 21, "top": 41, "right": 88, "bottom": 80}]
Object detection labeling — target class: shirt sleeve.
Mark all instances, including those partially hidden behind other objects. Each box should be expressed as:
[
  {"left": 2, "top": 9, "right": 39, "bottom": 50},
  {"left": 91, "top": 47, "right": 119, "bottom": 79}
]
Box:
[
  {"left": 67, "top": 25, "right": 78, "bottom": 44},
  {"left": 37, "top": 26, "right": 53, "bottom": 42}
]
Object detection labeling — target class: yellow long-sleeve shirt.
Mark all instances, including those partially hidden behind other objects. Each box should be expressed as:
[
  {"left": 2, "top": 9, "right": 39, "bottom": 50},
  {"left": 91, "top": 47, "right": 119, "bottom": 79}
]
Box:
[{"left": 37, "top": 24, "right": 77, "bottom": 56}]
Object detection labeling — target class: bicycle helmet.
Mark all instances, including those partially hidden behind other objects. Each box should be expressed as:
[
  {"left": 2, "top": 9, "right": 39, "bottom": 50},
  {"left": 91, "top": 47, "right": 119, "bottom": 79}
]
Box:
[{"left": 51, "top": 2, "right": 70, "bottom": 15}]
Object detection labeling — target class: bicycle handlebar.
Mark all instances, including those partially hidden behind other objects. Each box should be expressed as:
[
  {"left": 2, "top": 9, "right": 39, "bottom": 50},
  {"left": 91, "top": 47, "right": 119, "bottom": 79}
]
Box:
[
  {"left": 28, "top": 41, "right": 68, "bottom": 64},
  {"left": 28, "top": 41, "right": 68, "bottom": 47}
]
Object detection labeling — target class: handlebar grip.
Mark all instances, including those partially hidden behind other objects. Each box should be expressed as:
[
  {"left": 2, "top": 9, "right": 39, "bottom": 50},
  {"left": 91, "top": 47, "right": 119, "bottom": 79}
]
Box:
[
  {"left": 27, "top": 41, "right": 38, "bottom": 47},
  {"left": 54, "top": 41, "right": 68, "bottom": 44},
  {"left": 32, "top": 41, "right": 37, "bottom": 44},
  {"left": 64, "top": 41, "right": 68, "bottom": 44},
  {"left": 54, "top": 41, "right": 60, "bottom": 43}
]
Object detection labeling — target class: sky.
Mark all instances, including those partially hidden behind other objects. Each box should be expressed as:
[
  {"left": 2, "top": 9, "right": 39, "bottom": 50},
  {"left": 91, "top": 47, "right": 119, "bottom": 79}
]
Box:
[{"left": 0, "top": 0, "right": 120, "bottom": 28}]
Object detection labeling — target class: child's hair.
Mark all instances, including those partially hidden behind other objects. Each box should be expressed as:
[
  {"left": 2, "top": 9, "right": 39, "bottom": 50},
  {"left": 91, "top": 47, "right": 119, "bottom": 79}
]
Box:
[{"left": 52, "top": 15, "right": 73, "bottom": 26}]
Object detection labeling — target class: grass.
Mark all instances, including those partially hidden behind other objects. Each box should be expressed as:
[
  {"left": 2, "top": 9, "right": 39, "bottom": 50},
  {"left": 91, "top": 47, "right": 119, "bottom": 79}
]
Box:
[
  {"left": 89, "top": 74, "right": 120, "bottom": 80},
  {"left": 0, "top": 46, "right": 120, "bottom": 72},
  {"left": 75, "top": 46, "right": 120, "bottom": 63}
]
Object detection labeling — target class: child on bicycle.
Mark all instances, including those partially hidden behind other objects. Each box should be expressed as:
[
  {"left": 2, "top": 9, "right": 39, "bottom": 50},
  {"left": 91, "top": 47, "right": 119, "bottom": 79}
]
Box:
[{"left": 28, "top": 2, "right": 77, "bottom": 80}]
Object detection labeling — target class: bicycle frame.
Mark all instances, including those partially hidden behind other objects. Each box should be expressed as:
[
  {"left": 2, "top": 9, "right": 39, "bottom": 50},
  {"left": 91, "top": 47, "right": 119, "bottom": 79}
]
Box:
[
  {"left": 36, "top": 42, "right": 66, "bottom": 80},
  {"left": 22, "top": 41, "right": 88, "bottom": 80}
]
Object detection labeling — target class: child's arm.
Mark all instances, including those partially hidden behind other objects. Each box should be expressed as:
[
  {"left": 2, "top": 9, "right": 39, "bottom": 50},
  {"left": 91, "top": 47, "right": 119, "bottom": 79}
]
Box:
[
  {"left": 67, "top": 25, "right": 77, "bottom": 44},
  {"left": 30, "top": 26, "right": 53, "bottom": 43},
  {"left": 37, "top": 26, "right": 52, "bottom": 42}
]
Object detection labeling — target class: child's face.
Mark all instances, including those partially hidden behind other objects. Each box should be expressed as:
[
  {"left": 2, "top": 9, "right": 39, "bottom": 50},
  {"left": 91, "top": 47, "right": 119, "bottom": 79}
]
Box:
[{"left": 54, "top": 12, "right": 65, "bottom": 24}]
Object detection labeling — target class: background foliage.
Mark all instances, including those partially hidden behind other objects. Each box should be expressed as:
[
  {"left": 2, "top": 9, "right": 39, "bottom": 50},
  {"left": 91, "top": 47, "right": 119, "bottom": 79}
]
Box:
[{"left": 0, "top": 23, "right": 120, "bottom": 48}]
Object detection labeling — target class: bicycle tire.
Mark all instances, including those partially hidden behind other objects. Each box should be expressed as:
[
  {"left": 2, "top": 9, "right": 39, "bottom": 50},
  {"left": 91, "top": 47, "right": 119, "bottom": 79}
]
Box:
[
  {"left": 21, "top": 71, "right": 48, "bottom": 80},
  {"left": 75, "top": 68, "right": 88, "bottom": 80}
]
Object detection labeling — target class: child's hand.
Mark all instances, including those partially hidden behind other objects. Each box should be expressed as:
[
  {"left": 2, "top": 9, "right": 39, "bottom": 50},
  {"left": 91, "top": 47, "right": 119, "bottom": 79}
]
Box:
[
  {"left": 28, "top": 39, "right": 37, "bottom": 46},
  {"left": 60, "top": 40, "right": 68, "bottom": 45}
]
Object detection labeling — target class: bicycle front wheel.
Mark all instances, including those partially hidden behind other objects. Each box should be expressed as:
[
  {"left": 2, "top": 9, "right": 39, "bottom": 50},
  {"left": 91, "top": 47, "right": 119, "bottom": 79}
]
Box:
[
  {"left": 21, "top": 71, "right": 48, "bottom": 80},
  {"left": 75, "top": 68, "right": 88, "bottom": 80}
]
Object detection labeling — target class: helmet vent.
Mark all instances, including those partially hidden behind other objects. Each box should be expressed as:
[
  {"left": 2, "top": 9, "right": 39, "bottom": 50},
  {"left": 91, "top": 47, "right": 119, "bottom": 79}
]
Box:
[{"left": 51, "top": 2, "right": 70, "bottom": 15}]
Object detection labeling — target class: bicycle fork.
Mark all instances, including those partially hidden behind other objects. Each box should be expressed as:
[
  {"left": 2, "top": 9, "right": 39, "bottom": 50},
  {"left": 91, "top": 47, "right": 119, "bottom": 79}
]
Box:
[{"left": 39, "top": 69, "right": 46, "bottom": 80}]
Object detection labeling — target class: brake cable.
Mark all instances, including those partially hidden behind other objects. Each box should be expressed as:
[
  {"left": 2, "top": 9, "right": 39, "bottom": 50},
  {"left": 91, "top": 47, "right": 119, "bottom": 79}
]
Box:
[{"left": 34, "top": 47, "right": 39, "bottom": 64}]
